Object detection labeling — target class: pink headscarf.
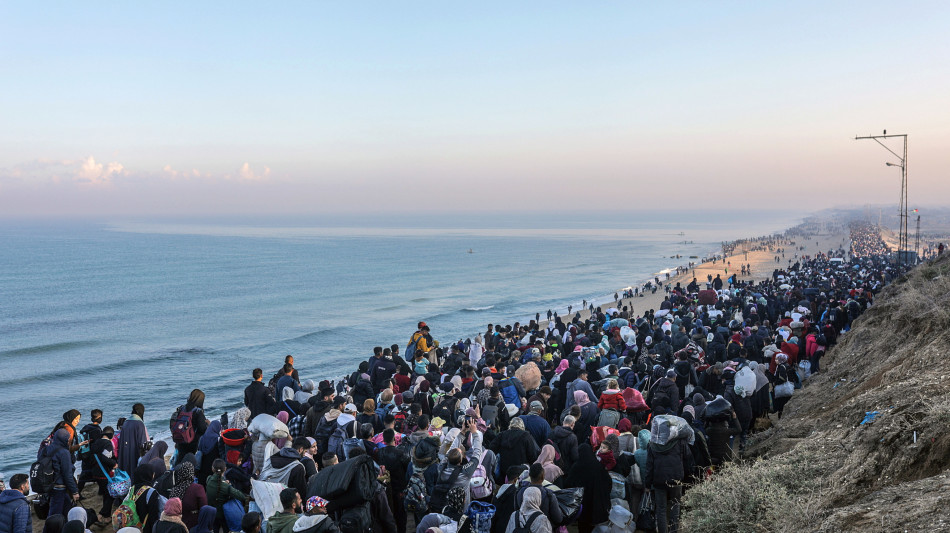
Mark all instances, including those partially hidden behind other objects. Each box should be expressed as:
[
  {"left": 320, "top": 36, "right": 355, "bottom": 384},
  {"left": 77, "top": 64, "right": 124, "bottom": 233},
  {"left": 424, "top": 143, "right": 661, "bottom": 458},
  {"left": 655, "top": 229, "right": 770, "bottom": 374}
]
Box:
[
  {"left": 556, "top": 360, "right": 570, "bottom": 374},
  {"left": 534, "top": 444, "right": 564, "bottom": 481},
  {"left": 275, "top": 411, "right": 290, "bottom": 448},
  {"left": 574, "top": 389, "right": 590, "bottom": 407}
]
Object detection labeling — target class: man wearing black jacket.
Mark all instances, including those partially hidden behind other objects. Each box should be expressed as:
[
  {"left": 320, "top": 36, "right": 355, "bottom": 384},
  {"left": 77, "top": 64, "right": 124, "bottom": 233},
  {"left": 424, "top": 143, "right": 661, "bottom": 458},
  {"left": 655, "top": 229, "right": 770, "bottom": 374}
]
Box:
[
  {"left": 374, "top": 429, "right": 410, "bottom": 533},
  {"left": 643, "top": 434, "right": 695, "bottom": 533},
  {"left": 245, "top": 368, "right": 275, "bottom": 419}
]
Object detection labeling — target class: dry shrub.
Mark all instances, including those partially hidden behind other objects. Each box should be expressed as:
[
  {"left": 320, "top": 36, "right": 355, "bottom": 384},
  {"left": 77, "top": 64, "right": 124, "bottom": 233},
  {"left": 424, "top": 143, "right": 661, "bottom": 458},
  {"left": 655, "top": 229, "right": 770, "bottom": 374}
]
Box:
[{"left": 681, "top": 440, "right": 840, "bottom": 533}]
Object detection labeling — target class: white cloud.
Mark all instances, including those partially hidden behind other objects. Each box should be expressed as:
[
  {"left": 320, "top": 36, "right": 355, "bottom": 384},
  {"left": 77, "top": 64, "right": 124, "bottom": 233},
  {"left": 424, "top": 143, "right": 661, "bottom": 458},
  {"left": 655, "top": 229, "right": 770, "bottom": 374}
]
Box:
[
  {"left": 238, "top": 162, "right": 270, "bottom": 181},
  {"left": 75, "top": 156, "right": 125, "bottom": 185},
  {"left": 163, "top": 164, "right": 213, "bottom": 180}
]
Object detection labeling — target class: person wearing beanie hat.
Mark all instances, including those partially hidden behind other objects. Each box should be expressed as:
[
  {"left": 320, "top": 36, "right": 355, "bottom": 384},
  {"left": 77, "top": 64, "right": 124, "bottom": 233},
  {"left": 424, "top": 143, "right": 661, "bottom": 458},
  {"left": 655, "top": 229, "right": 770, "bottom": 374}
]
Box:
[{"left": 154, "top": 497, "right": 187, "bottom": 533}]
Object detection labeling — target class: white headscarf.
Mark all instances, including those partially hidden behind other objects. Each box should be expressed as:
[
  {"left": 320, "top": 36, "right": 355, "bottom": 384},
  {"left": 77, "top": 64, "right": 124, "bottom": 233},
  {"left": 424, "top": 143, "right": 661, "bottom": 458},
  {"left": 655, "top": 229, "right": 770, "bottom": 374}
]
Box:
[{"left": 518, "top": 486, "right": 548, "bottom": 529}]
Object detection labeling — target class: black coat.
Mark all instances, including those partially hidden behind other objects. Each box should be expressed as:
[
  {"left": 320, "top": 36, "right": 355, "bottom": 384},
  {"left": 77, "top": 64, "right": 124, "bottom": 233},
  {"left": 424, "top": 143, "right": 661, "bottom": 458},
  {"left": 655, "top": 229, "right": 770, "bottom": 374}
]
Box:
[
  {"left": 372, "top": 358, "right": 397, "bottom": 392},
  {"left": 647, "top": 377, "right": 681, "bottom": 412},
  {"left": 489, "top": 429, "right": 540, "bottom": 477},
  {"left": 573, "top": 402, "right": 598, "bottom": 445},
  {"left": 562, "top": 445, "right": 610, "bottom": 526},
  {"left": 643, "top": 438, "right": 694, "bottom": 488},
  {"left": 244, "top": 380, "right": 275, "bottom": 419},
  {"left": 375, "top": 444, "right": 411, "bottom": 492},
  {"left": 705, "top": 418, "right": 741, "bottom": 465},
  {"left": 549, "top": 426, "right": 579, "bottom": 470}
]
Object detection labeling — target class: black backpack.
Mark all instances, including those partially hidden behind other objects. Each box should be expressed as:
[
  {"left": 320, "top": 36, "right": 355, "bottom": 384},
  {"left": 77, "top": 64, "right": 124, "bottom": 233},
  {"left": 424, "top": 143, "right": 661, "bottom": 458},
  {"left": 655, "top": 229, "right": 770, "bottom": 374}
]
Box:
[
  {"left": 433, "top": 397, "right": 458, "bottom": 428},
  {"left": 512, "top": 511, "right": 542, "bottom": 533},
  {"left": 335, "top": 502, "right": 371, "bottom": 533},
  {"left": 30, "top": 455, "right": 56, "bottom": 494},
  {"left": 427, "top": 464, "right": 462, "bottom": 512}
]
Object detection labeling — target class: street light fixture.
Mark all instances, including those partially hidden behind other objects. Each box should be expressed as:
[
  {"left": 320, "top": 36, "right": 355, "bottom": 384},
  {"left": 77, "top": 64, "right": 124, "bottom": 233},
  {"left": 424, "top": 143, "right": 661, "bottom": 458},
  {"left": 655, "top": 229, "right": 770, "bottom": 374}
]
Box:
[{"left": 855, "top": 132, "right": 910, "bottom": 265}]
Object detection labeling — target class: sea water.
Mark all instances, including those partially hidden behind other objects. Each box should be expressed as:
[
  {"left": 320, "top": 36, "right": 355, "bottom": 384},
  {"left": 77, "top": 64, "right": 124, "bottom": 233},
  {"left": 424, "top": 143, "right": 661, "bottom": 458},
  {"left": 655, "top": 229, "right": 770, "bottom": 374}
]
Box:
[{"left": 0, "top": 210, "right": 800, "bottom": 472}]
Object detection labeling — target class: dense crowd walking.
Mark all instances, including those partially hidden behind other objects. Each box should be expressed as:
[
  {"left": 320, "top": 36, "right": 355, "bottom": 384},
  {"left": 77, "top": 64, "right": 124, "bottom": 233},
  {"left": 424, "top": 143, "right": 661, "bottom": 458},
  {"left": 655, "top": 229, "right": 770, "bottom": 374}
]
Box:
[{"left": 6, "top": 224, "right": 909, "bottom": 533}]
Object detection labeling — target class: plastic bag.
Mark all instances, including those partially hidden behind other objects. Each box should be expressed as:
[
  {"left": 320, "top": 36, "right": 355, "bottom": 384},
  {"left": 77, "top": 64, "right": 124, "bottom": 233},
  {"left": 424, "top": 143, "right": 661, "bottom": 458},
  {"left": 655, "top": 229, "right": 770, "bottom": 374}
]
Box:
[
  {"left": 554, "top": 487, "right": 584, "bottom": 525},
  {"left": 621, "top": 388, "right": 649, "bottom": 412},
  {"left": 650, "top": 414, "right": 695, "bottom": 446},
  {"left": 735, "top": 367, "right": 756, "bottom": 398},
  {"left": 590, "top": 426, "right": 620, "bottom": 448},
  {"left": 636, "top": 492, "right": 656, "bottom": 532},
  {"left": 250, "top": 479, "right": 284, "bottom": 520},
  {"left": 702, "top": 396, "right": 732, "bottom": 422},
  {"left": 515, "top": 362, "right": 541, "bottom": 392},
  {"left": 247, "top": 414, "right": 289, "bottom": 441},
  {"left": 774, "top": 381, "right": 794, "bottom": 398}
]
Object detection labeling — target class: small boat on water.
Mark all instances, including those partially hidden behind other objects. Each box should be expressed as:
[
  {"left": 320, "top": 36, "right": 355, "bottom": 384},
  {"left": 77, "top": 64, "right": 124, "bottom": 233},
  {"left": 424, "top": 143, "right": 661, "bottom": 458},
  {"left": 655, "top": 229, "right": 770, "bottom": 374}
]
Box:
[{"left": 468, "top": 248, "right": 473, "bottom": 254}]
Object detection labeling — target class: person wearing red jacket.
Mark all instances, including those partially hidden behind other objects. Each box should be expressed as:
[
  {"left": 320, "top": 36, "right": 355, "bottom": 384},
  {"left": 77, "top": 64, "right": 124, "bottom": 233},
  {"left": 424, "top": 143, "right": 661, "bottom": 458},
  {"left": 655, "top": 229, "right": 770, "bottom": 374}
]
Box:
[{"left": 597, "top": 381, "right": 627, "bottom": 412}]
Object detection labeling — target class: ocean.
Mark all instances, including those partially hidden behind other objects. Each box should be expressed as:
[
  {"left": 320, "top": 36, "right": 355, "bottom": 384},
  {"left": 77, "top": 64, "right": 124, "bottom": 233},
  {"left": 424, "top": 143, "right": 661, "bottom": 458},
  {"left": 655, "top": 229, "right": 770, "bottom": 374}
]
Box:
[{"left": 0, "top": 210, "right": 801, "bottom": 473}]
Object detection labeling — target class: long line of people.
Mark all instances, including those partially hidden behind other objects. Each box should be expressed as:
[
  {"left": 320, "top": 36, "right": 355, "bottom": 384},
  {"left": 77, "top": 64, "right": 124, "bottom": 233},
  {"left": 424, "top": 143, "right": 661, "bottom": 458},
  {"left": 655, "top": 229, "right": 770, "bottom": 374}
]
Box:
[{"left": 13, "top": 226, "right": 905, "bottom": 533}]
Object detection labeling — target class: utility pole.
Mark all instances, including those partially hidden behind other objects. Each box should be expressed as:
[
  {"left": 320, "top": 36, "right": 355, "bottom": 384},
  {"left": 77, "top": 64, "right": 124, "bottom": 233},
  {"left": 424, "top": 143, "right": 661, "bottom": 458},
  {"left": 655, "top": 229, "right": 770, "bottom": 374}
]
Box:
[{"left": 855, "top": 132, "right": 909, "bottom": 264}]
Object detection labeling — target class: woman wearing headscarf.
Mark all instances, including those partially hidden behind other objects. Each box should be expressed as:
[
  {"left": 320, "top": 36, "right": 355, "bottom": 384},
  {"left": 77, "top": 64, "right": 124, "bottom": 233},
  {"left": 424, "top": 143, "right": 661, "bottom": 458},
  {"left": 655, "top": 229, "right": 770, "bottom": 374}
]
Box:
[
  {"left": 572, "top": 390, "right": 598, "bottom": 446},
  {"left": 67, "top": 507, "right": 92, "bottom": 533},
  {"left": 170, "top": 390, "right": 209, "bottom": 460},
  {"left": 62, "top": 519, "right": 85, "bottom": 533},
  {"left": 196, "top": 420, "right": 222, "bottom": 484},
  {"left": 228, "top": 407, "right": 251, "bottom": 430},
  {"left": 42, "top": 515, "right": 66, "bottom": 533},
  {"left": 504, "top": 486, "right": 552, "bottom": 533},
  {"left": 141, "top": 440, "right": 169, "bottom": 477},
  {"left": 118, "top": 404, "right": 150, "bottom": 477},
  {"left": 562, "top": 445, "right": 610, "bottom": 533},
  {"left": 153, "top": 498, "right": 188, "bottom": 533},
  {"left": 533, "top": 445, "right": 563, "bottom": 485},
  {"left": 169, "top": 462, "right": 207, "bottom": 529},
  {"left": 189, "top": 506, "right": 216, "bottom": 533},
  {"left": 274, "top": 411, "right": 291, "bottom": 449},
  {"left": 132, "top": 465, "right": 162, "bottom": 533}
]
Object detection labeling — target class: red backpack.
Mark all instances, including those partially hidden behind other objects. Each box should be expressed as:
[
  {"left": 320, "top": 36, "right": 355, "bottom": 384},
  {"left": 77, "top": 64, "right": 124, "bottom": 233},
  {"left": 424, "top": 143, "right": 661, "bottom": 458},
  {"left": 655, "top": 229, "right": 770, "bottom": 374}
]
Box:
[{"left": 171, "top": 407, "right": 197, "bottom": 444}]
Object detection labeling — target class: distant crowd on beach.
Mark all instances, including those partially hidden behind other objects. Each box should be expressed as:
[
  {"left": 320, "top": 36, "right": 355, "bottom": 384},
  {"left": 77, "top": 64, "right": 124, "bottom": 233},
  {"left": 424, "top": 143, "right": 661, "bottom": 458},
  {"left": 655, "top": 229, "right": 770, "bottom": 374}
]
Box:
[{"left": 6, "top": 220, "right": 915, "bottom": 533}]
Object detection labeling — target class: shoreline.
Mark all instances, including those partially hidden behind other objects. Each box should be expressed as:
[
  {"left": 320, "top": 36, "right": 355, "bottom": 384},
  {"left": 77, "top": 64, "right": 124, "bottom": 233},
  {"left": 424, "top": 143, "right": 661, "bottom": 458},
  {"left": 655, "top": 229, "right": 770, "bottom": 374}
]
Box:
[{"left": 529, "top": 219, "right": 851, "bottom": 332}]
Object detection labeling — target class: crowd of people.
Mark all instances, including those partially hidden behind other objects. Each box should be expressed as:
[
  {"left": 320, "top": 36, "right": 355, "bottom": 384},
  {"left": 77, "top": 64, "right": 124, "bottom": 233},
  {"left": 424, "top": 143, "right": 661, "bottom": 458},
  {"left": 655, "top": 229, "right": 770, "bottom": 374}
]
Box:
[{"left": 4, "top": 225, "right": 910, "bottom": 533}]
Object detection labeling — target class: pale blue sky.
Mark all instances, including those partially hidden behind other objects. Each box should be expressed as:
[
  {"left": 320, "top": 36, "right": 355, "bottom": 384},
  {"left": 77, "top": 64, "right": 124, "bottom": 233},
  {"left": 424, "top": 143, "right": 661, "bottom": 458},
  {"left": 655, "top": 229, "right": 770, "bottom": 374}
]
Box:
[{"left": 2, "top": 2, "right": 949, "bottom": 215}]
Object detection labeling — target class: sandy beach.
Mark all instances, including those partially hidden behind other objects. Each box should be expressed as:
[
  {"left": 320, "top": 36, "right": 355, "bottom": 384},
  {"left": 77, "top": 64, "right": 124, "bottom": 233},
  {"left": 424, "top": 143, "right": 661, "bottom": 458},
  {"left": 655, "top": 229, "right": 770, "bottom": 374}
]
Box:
[{"left": 540, "top": 225, "right": 851, "bottom": 327}]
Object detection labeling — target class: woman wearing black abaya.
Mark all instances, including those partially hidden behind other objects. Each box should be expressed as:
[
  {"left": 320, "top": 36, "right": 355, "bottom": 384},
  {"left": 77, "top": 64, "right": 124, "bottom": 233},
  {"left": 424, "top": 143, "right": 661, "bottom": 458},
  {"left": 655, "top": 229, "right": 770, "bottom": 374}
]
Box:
[{"left": 561, "top": 444, "right": 610, "bottom": 533}]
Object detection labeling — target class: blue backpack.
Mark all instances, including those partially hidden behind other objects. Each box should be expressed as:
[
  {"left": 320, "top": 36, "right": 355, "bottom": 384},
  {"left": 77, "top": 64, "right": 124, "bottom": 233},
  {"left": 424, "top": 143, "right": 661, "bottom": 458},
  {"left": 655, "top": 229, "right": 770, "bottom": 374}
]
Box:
[
  {"left": 406, "top": 334, "right": 423, "bottom": 359},
  {"left": 466, "top": 501, "right": 496, "bottom": 533},
  {"left": 328, "top": 425, "right": 347, "bottom": 458},
  {"left": 497, "top": 378, "right": 519, "bottom": 406},
  {"left": 223, "top": 499, "right": 244, "bottom": 532}
]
